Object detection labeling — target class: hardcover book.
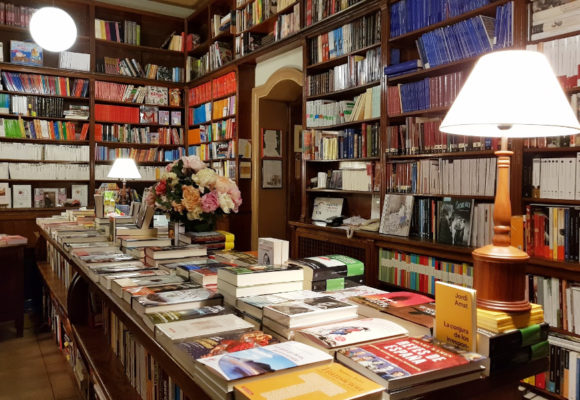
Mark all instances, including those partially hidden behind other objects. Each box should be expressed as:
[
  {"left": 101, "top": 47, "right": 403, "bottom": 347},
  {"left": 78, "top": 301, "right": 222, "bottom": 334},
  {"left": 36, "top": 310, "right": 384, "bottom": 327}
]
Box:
[
  {"left": 379, "top": 194, "right": 414, "bottom": 236},
  {"left": 143, "top": 305, "right": 230, "bottom": 331},
  {"left": 111, "top": 274, "right": 183, "bottom": 297},
  {"left": 144, "top": 244, "right": 207, "bottom": 260},
  {"left": 237, "top": 291, "right": 324, "bottom": 319},
  {"left": 336, "top": 336, "right": 485, "bottom": 391},
  {"left": 476, "top": 322, "right": 549, "bottom": 357},
  {"left": 196, "top": 341, "right": 333, "bottom": 391},
  {"left": 262, "top": 296, "right": 358, "bottom": 328},
  {"left": 352, "top": 291, "right": 433, "bottom": 311},
  {"left": 295, "top": 317, "right": 408, "bottom": 353},
  {"left": 217, "top": 264, "right": 304, "bottom": 287},
  {"left": 12, "top": 184, "right": 31, "bottom": 208},
  {"left": 145, "top": 86, "right": 168, "bottom": 105},
  {"left": 121, "top": 281, "right": 201, "bottom": 303},
  {"left": 10, "top": 40, "right": 42, "bottom": 66},
  {"left": 288, "top": 255, "right": 364, "bottom": 281},
  {"left": 437, "top": 198, "right": 474, "bottom": 246},
  {"left": 377, "top": 303, "right": 435, "bottom": 338},
  {"left": 132, "top": 286, "right": 223, "bottom": 315},
  {"left": 139, "top": 105, "right": 158, "bottom": 124},
  {"left": 155, "top": 313, "right": 253, "bottom": 344},
  {"left": 234, "top": 363, "right": 385, "bottom": 400}
]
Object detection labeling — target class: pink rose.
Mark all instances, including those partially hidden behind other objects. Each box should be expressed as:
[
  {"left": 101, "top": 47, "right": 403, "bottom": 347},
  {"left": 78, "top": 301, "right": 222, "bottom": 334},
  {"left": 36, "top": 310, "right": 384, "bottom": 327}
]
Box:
[
  {"left": 165, "top": 161, "right": 176, "bottom": 172},
  {"left": 215, "top": 176, "right": 235, "bottom": 194},
  {"left": 155, "top": 180, "right": 167, "bottom": 195},
  {"left": 182, "top": 155, "right": 206, "bottom": 172},
  {"left": 201, "top": 191, "right": 220, "bottom": 213}
]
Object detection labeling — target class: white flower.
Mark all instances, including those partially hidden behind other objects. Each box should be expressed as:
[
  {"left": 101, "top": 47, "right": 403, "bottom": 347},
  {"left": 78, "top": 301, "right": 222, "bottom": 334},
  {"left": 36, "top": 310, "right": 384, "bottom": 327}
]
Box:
[{"left": 194, "top": 168, "right": 217, "bottom": 190}]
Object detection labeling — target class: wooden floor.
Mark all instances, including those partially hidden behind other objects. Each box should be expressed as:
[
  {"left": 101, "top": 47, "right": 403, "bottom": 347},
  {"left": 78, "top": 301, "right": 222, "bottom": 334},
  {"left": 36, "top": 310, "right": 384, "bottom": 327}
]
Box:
[{"left": 0, "top": 318, "right": 81, "bottom": 400}]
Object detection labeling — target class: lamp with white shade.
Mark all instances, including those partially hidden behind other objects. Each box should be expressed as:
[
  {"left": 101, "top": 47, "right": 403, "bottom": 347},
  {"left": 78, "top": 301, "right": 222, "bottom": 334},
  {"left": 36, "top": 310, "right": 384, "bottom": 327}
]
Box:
[
  {"left": 440, "top": 50, "right": 580, "bottom": 312},
  {"left": 29, "top": 7, "right": 77, "bottom": 52},
  {"left": 107, "top": 158, "right": 141, "bottom": 205}
]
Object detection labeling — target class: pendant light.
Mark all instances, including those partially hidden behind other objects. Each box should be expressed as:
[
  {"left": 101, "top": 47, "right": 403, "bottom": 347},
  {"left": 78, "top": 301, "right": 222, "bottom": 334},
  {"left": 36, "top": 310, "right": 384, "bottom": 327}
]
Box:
[{"left": 30, "top": 7, "right": 77, "bottom": 52}]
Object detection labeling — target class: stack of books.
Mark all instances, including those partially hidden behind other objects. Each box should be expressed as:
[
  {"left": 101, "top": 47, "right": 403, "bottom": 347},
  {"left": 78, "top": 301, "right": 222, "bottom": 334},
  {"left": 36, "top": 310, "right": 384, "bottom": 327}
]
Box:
[
  {"left": 180, "top": 230, "right": 235, "bottom": 251},
  {"left": 476, "top": 304, "right": 548, "bottom": 376},
  {"left": 216, "top": 265, "right": 304, "bottom": 306},
  {"left": 143, "top": 244, "right": 207, "bottom": 267},
  {"left": 288, "top": 255, "right": 365, "bottom": 291}
]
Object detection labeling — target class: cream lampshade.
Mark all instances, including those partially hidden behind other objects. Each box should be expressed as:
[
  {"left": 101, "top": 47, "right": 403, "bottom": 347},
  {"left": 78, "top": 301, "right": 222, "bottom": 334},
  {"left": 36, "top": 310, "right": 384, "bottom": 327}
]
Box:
[
  {"left": 440, "top": 50, "right": 580, "bottom": 312},
  {"left": 107, "top": 158, "right": 141, "bottom": 205},
  {"left": 30, "top": 7, "right": 77, "bottom": 52}
]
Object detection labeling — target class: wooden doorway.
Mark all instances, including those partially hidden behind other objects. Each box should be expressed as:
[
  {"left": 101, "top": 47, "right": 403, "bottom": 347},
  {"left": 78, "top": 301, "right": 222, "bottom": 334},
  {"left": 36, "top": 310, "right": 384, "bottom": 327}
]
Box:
[{"left": 251, "top": 68, "right": 303, "bottom": 249}]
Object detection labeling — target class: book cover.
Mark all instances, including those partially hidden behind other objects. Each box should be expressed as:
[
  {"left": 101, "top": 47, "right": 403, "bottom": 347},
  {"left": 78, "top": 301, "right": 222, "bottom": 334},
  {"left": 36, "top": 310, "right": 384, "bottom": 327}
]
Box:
[
  {"left": 477, "top": 303, "right": 544, "bottom": 333},
  {"left": 139, "top": 105, "right": 159, "bottom": 124},
  {"left": 158, "top": 110, "right": 170, "bottom": 125},
  {"left": 177, "top": 330, "right": 277, "bottom": 360},
  {"left": 12, "top": 184, "right": 31, "bottom": 208},
  {"left": 122, "top": 282, "right": 201, "bottom": 302},
  {"left": 263, "top": 296, "right": 358, "bottom": 327},
  {"left": 145, "top": 86, "right": 168, "bottom": 105},
  {"left": 381, "top": 303, "right": 436, "bottom": 331},
  {"left": 289, "top": 255, "right": 364, "bottom": 281},
  {"left": 134, "top": 287, "right": 222, "bottom": 312},
  {"left": 155, "top": 313, "right": 253, "bottom": 342},
  {"left": 10, "top": 40, "right": 42, "bottom": 66},
  {"left": 197, "top": 341, "right": 333, "bottom": 381},
  {"left": 437, "top": 198, "right": 474, "bottom": 246},
  {"left": 169, "top": 88, "right": 182, "bottom": 106},
  {"left": 352, "top": 291, "right": 433, "bottom": 311},
  {"left": 144, "top": 305, "right": 230, "bottom": 328},
  {"left": 476, "top": 322, "right": 550, "bottom": 357},
  {"left": 337, "top": 336, "right": 485, "bottom": 391},
  {"left": 217, "top": 264, "right": 303, "bottom": 286},
  {"left": 434, "top": 282, "right": 477, "bottom": 352},
  {"left": 234, "top": 363, "right": 384, "bottom": 400},
  {"left": 296, "top": 318, "right": 408, "bottom": 350},
  {"left": 379, "top": 194, "right": 414, "bottom": 236}
]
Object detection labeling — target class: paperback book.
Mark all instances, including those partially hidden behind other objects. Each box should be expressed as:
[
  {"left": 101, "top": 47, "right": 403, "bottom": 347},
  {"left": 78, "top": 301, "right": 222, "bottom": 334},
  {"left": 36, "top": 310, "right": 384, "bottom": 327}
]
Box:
[
  {"left": 132, "top": 286, "right": 223, "bottom": 315},
  {"left": 288, "top": 255, "right": 364, "bottom": 281},
  {"left": 217, "top": 264, "right": 304, "bottom": 286},
  {"left": 262, "top": 296, "right": 358, "bottom": 328},
  {"left": 143, "top": 305, "right": 231, "bottom": 331},
  {"left": 379, "top": 194, "right": 414, "bottom": 236},
  {"left": 437, "top": 198, "right": 474, "bottom": 246},
  {"left": 352, "top": 291, "right": 433, "bottom": 311}
]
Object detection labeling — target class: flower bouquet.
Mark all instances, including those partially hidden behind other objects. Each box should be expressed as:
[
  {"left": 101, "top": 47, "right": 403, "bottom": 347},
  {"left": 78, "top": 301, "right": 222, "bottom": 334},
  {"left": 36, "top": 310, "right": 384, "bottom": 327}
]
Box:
[{"left": 146, "top": 156, "right": 242, "bottom": 232}]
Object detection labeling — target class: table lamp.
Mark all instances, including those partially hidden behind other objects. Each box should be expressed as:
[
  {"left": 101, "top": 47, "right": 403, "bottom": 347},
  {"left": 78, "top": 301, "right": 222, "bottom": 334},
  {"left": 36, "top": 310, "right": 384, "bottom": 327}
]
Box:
[
  {"left": 440, "top": 50, "right": 580, "bottom": 312},
  {"left": 107, "top": 158, "right": 141, "bottom": 205}
]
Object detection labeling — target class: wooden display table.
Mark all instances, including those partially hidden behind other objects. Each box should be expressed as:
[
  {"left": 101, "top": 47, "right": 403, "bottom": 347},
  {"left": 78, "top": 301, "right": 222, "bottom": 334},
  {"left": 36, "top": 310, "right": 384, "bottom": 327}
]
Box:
[{"left": 0, "top": 242, "right": 26, "bottom": 336}]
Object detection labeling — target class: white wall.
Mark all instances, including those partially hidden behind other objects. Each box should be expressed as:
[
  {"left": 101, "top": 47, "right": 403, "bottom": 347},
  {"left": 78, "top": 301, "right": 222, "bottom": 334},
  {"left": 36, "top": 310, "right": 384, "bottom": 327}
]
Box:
[{"left": 254, "top": 47, "right": 303, "bottom": 87}]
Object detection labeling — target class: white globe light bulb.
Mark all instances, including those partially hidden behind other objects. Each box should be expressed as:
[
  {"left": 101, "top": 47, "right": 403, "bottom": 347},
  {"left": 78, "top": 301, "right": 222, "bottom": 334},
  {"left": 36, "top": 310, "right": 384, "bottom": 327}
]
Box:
[{"left": 30, "top": 7, "right": 77, "bottom": 52}]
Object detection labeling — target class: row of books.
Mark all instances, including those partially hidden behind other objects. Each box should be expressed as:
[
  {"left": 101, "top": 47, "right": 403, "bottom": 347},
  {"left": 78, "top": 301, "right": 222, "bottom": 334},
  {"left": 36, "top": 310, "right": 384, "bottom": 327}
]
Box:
[
  {"left": 162, "top": 32, "right": 187, "bottom": 52},
  {"left": 527, "top": 274, "right": 579, "bottom": 334},
  {"left": 186, "top": 42, "right": 233, "bottom": 81},
  {"left": 58, "top": 51, "right": 91, "bottom": 72},
  {"left": 94, "top": 146, "right": 184, "bottom": 162},
  {"left": 0, "top": 94, "right": 66, "bottom": 118},
  {"left": 234, "top": 32, "right": 275, "bottom": 58},
  {"left": 527, "top": 34, "right": 580, "bottom": 90},
  {"left": 190, "top": 102, "right": 212, "bottom": 125},
  {"left": 305, "top": 0, "right": 365, "bottom": 26},
  {"left": 212, "top": 159, "right": 238, "bottom": 179},
  {"left": 315, "top": 161, "right": 376, "bottom": 192},
  {"left": 95, "top": 81, "right": 182, "bottom": 106},
  {"left": 188, "top": 72, "right": 237, "bottom": 106},
  {"left": 306, "top": 48, "right": 381, "bottom": 97},
  {"left": 524, "top": 205, "right": 580, "bottom": 263},
  {"left": 94, "top": 165, "right": 160, "bottom": 181},
  {"left": 1, "top": 72, "right": 89, "bottom": 97},
  {"left": 527, "top": 156, "right": 580, "bottom": 200},
  {"left": 306, "top": 86, "right": 380, "bottom": 128},
  {"left": 386, "top": 117, "right": 503, "bottom": 155},
  {"left": 308, "top": 12, "right": 381, "bottom": 65},
  {"left": 211, "top": 13, "right": 232, "bottom": 38},
  {"left": 385, "top": 157, "right": 497, "bottom": 195},
  {"left": 303, "top": 122, "right": 380, "bottom": 160},
  {"left": 0, "top": 2, "right": 36, "bottom": 28},
  {"left": 274, "top": 3, "right": 300, "bottom": 41},
  {"left": 0, "top": 118, "right": 89, "bottom": 140},
  {"left": 95, "top": 104, "right": 139, "bottom": 124},
  {"left": 188, "top": 118, "right": 236, "bottom": 145},
  {"left": 212, "top": 95, "right": 236, "bottom": 120},
  {"left": 0, "top": 142, "right": 89, "bottom": 161},
  {"left": 378, "top": 248, "right": 473, "bottom": 295},
  {"left": 0, "top": 186, "right": 82, "bottom": 209},
  {"left": 97, "top": 57, "right": 183, "bottom": 83},
  {"left": 95, "top": 124, "right": 184, "bottom": 145},
  {"left": 387, "top": 70, "right": 467, "bottom": 115},
  {"left": 7, "top": 162, "right": 89, "bottom": 180},
  {"left": 187, "top": 141, "right": 235, "bottom": 161},
  {"left": 530, "top": 0, "right": 580, "bottom": 41},
  {"left": 389, "top": 0, "right": 490, "bottom": 37},
  {"left": 234, "top": 0, "right": 278, "bottom": 34},
  {"left": 94, "top": 18, "right": 141, "bottom": 45}
]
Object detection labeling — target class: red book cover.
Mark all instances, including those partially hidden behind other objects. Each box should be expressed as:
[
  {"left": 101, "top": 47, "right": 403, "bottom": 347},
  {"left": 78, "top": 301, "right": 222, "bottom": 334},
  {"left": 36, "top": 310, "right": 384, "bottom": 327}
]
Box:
[
  {"left": 361, "top": 123, "right": 367, "bottom": 158},
  {"left": 535, "top": 371, "right": 546, "bottom": 389},
  {"left": 353, "top": 291, "right": 433, "bottom": 311},
  {"left": 338, "top": 336, "right": 484, "bottom": 390}
]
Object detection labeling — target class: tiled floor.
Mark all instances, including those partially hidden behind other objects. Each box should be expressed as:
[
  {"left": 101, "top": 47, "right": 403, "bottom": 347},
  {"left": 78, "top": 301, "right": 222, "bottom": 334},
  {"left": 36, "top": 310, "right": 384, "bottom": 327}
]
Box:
[{"left": 0, "top": 318, "right": 81, "bottom": 400}]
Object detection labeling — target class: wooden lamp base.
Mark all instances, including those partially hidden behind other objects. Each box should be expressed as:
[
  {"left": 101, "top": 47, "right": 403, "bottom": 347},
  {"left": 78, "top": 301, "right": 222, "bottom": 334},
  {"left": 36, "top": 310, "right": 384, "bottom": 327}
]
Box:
[
  {"left": 472, "top": 244, "right": 530, "bottom": 312},
  {"left": 473, "top": 143, "right": 531, "bottom": 313}
]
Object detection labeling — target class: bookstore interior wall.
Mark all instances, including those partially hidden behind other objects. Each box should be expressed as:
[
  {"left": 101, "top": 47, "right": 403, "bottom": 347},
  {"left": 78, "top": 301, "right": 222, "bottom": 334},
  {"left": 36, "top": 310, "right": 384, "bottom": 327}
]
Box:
[{"left": 1, "top": 0, "right": 578, "bottom": 399}]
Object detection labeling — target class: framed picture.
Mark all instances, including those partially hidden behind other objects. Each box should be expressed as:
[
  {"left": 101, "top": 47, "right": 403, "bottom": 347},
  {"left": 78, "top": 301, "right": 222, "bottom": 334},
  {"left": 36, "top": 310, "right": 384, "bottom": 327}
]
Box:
[
  {"left": 294, "top": 125, "right": 303, "bottom": 152},
  {"left": 41, "top": 188, "right": 59, "bottom": 208},
  {"left": 262, "top": 159, "right": 282, "bottom": 189},
  {"left": 261, "top": 129, "right": 282, "bottom": 158}
]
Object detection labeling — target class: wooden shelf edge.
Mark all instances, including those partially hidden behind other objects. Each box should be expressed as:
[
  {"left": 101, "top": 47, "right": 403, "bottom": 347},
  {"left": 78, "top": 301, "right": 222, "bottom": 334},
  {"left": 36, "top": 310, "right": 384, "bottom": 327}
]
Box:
[{"left": 37, "top": 262, "right": 69, "bottom": 314}]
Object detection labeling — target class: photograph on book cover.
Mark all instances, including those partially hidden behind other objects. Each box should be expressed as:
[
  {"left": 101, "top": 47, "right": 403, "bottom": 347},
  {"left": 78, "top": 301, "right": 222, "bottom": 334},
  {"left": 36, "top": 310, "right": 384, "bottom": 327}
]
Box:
[
  {"left": 437, "top": 199, "right": 474, "bottom": 246},
  {"left": 262, "top": 160, "right": 282, "bottom": 189},
  {"left": 379, "top": 194, "right": 414, "bottom": 236},
  {"left": 261, "top": 129, "right": 282, "bottom": 158}
]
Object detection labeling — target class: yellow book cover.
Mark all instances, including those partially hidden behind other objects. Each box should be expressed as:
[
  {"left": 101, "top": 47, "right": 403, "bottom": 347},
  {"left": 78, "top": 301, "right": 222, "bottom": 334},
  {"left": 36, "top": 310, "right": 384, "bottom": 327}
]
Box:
[
  {"left": 477, "top": 303, "right": 544, "bottom": 333},
  {"left": 434, "top": 281, "right": 477, "bottom": 352},
  {"left": 234, "top": 363, "right": 384, "bottom": 400},
  {"left": 216, "top": 230, "right": 235, "bottom": 243}
]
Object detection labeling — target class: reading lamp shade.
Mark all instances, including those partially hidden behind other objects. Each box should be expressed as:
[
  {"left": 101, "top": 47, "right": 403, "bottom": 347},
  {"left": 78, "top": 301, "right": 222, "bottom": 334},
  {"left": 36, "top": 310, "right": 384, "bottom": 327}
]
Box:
[
  {"left": 30, "top": 7, "right": 77, "bottom": 52},
  {"left": 107, "top": 158, "right": 141, "bottom": 180},
  {"left": 440, "top": 50, "right": 580, "bottom": 138}
]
